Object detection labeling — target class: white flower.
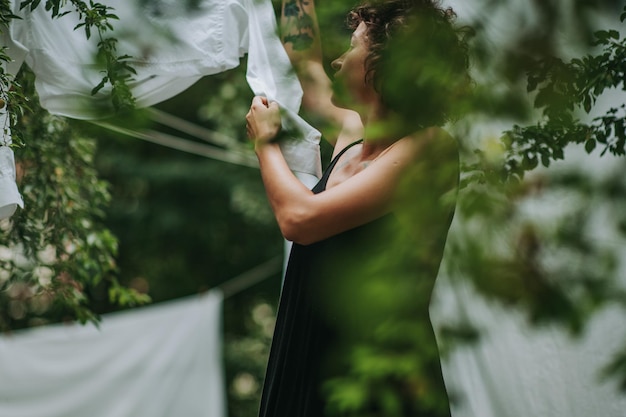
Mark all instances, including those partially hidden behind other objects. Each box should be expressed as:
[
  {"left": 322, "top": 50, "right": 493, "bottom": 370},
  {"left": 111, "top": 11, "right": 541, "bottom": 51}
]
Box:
[
  {"left": 37, "top": 245, "right": 57, "bottom": 264},
  {"left": 0, "top": 268, "right": 10, "bottom": 285},
  {"left": 232, "top": 372, "right": 258, "bottom": 398},
  {"left": 34, "top": 266, "right": 54, "bottom": 287},
  {"left": 0, "top": 245, "right": 13, "bottom": 261}
]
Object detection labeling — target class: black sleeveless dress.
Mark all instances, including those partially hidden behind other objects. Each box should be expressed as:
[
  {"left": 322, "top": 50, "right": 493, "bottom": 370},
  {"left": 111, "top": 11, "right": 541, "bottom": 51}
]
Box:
[{"left": 258, "top": 139, "right": 451, "bottom": 417}]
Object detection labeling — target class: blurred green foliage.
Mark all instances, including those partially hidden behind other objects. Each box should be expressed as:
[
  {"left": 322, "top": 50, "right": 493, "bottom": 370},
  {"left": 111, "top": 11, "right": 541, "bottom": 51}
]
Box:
[
  {"left": 91, "top": 68, "right": 285, "bottom": 416},
  {"left": 0, "top": 68, "right": 149, "bottom": 330},
  {"left": 310, "top": 1, "right": 626, "bottom": 416}
]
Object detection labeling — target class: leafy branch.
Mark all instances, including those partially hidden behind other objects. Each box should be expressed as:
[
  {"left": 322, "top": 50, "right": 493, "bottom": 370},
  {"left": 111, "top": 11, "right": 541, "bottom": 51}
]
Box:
[
  {"left": 0, "top": 1, "right": 144, "bottom": 330},
  {"left": 19, "top": 0, "right": 137, "bottom": 112},
  {"left": 501, "top": 11, "right": 626, "bottom": 180},
  {"left": 0, "top": 68, "right": 149, "bottom": 331},
  {"left": 0, "top": 1, "right": 28, "bottom": 146}
]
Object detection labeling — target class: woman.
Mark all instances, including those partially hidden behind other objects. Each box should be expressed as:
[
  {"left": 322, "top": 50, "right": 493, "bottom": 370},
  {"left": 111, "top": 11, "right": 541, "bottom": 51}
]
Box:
[{"left": 246, "top": 1, "right": 470, "bottom": 416}]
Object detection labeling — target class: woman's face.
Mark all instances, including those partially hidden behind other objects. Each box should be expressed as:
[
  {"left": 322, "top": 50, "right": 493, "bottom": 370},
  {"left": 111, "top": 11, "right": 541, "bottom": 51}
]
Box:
[{"left": 331, "top": 22, "right": 378, "bottom": 110}]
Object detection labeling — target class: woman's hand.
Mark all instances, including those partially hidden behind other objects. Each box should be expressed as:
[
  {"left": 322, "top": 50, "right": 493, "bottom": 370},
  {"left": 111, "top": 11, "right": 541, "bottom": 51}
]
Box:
[{"left": 246, "top": 96, "right": 281, "bottom": 147}]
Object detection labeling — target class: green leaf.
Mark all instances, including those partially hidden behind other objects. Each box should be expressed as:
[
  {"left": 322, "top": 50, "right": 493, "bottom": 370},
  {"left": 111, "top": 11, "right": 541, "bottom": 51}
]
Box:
[
  {"left": 594, "top": 30, "right": 609, "bottom": 41},
  {"left": 21, "top": 0, "right": 41, "bottom": 11},
  {"left": 553, "top": 147, "right": 564, "bottom": 160},
  {"left": 523, "top": 155, "right": 538, "bottom": 170},
  {"left": 50, "top": 0, "right": 60, "bottom": 17},
  {"left": 583, "top": 95, "right": 592, "bottom": 113},
  {"left": 585, "top": 139, "right": 597, "bottom": 153},
  {"left": 91, "top": 77, "right": 108, "bottom": 95}
]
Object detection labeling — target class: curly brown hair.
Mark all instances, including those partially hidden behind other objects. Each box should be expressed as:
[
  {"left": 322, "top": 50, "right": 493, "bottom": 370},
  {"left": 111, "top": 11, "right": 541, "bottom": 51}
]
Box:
[{"left": 348, "top": 0, "right": 472, "bottom": 128}]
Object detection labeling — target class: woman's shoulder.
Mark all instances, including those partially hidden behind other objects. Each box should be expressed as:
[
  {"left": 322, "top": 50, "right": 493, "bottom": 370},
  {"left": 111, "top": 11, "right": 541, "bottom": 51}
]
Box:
[
  {"left": 408, "top": 126, "right": 458, "bottom": 155},
  {"left": 374, "top": 127, "right": 458, "bottom": 165},
  {"left": 399, "top": 127, "right": 460, "bottom": 188}
]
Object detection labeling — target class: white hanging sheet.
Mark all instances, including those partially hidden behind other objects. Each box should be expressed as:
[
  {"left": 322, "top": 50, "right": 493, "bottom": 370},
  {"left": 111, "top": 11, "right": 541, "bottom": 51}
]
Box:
[
  {"left": 433, "top": 276, "right": 626, "bottom": 417},
  {"left": 431, "top": 149, "right": 626, "bottom": 417},
  {"left": 0, "top": 145, "right": 22, "bottom": 220},
  {"left": 0, "top": 60, "right": 23, "bottom": 220},
  {"left": 0, "top": 291, "right": 225, "bottom": 417},
  {"left": 0, "top": 94, "right": 23, "bottom": 218},
  {"left": 0, "top": 0, "right": 321, "bottom": 219}
]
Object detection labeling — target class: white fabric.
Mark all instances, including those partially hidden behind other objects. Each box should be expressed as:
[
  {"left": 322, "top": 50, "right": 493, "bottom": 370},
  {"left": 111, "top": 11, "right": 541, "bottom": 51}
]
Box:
[
  {"left": 432, "top": 3, "right": 626, "bottom": 415},
  {"left": 433, "top": 277, "right": 626, "bottom": 417},
  {"left": 0, "top": 145, "right": 23, "bottom": 219},
  {"left": 0, "top": 291, "right": 225, "bottom": 417},
  {"left": 6, "top": 0, "right": 245, "bottom": 118},
  {"left": 431, "top": 148, "right": 626, "bottom": 417},
  {"left": 0, "top": 0, "right": 321, "bottom": 219},
  {"left": 241, "top": 0, "right": 321, "bottom": 186},
  {"left": 0, "top": 54, "right": 23, "bottom": 219}
]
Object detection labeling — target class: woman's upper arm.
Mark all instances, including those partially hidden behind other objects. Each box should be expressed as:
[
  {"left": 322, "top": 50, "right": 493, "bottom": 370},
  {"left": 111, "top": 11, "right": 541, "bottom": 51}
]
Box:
[
  {"left": 279, "top": 1, "right": 361, "bottom": 145},
  {"left": 285, "top": 130, "right": 459, "bottom": 245},
  {"left": 285, "top": 138, "right": 417, "bottom": 244}
]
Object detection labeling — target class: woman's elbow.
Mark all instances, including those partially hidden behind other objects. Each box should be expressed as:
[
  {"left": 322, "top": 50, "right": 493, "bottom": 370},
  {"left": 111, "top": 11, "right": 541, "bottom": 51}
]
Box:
[{"left": 277, "top": 210, "right": 316, "bottom": 246}]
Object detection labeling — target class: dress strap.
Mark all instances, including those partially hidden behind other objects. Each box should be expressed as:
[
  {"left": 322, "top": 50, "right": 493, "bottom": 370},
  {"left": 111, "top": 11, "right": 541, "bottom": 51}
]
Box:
[
  {"left": 326, "top": 139, "right": 363, "bottom": 173},
  {"left": 312, "top": 139, "right": 363, "bottom": 194}
]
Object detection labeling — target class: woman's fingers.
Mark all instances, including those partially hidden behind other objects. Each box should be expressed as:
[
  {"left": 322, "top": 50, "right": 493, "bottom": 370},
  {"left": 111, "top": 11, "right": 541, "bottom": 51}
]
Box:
[
  {"left": 251, "top": 95, "right": 269, "bottom": 108},
  {"left": 246, "top": 97, "right": 281, "bottom": 142}
]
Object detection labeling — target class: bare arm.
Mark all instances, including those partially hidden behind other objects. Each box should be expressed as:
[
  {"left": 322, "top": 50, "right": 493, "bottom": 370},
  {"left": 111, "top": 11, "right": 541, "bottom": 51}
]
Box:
[
  {"left": 254, "top": 139, "right": 414, "bottom": 245},
  {"left": 280, "top": 0, "right": 361, "bottom": 145},
  {"left": 246, "top": 97, "right": 457, "bottom": 245}
]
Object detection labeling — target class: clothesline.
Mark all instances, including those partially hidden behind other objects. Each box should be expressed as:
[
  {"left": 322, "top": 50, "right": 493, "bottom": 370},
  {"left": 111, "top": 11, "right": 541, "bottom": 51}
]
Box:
[
  {"left": 146, "top": 108, "right": 242, "bottom": 149},
  {"left": 90, "top": 120, "right": 259, "bottom": 168},
  {"left": 217, "top": 255, "right": 283, "bottom": 299}
]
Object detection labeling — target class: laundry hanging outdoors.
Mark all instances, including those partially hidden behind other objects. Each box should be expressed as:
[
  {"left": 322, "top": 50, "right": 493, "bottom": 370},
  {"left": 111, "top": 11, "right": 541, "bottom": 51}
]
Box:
[
  {"left": 0, "top": 291, "right": 225, "bottom": 417},
  {"left": 2, "top": 1, "right": 626, "bottom": 417},
  {"left": 0, "top": 1, "right": 318, "bottom": 415},
  {"left": 0, "top": 0, "right": 322, "bottom": 220}
]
